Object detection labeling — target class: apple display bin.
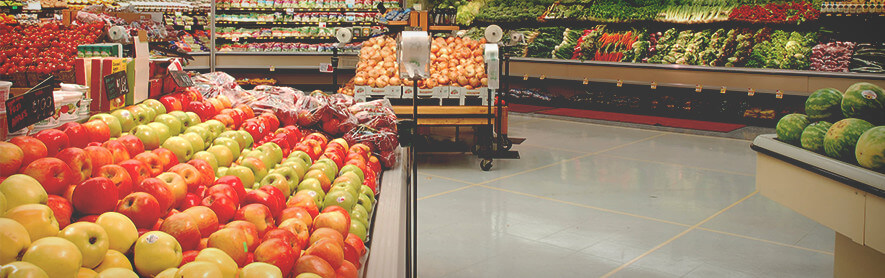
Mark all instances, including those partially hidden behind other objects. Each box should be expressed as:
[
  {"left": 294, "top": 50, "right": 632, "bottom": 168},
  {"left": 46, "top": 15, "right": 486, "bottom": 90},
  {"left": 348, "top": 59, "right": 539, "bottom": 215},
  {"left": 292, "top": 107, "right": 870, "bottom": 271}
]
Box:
[
  {"left": 363, "top": 146, "right": 409, "bottom": 278},
  {"left": 751, "top": 134, "right": 885, "bottom": 277}
]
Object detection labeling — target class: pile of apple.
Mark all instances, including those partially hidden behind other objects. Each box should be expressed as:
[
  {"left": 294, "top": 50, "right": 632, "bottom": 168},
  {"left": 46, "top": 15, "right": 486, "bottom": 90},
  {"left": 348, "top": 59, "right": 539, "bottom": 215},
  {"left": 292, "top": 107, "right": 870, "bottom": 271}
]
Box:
[
  {"left": 0, "top": 21, "right": 105, "bottom": 75},
  {"left": 0, "top": 89, "right": 385, "bottom": 277}
]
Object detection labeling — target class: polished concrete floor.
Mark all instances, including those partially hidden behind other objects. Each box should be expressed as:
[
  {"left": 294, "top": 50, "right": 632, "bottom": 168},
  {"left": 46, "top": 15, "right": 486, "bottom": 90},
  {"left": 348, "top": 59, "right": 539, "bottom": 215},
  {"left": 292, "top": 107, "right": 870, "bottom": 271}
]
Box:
[{"left": 416, "top": 114, "right": 834, "bottom": 278}]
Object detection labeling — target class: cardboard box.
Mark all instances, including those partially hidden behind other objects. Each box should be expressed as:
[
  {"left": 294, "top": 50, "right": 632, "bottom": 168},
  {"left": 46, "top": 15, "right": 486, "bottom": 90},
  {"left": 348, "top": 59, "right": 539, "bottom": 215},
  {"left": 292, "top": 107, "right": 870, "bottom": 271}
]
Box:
[
  {"left": 354, "top": 86, "right": 370, "bottom": 102},
  {"left": 432, "top": 86, "right": 449, "bottom": 99},
  {"left": 385, "top": 86, "right": 402, "bottom": 98}
]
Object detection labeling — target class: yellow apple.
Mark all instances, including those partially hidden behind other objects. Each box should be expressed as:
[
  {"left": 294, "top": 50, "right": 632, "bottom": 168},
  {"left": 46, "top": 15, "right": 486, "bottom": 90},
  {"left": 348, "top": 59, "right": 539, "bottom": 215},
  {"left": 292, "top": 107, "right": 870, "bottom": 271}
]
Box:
[
  {"left": 174, "top": 261, "right": 223, "bottom": 278},
  {"left": 58, "top": 222, "right": 110, "bottom": 268},
  {"left": 0, "top": 218, "right": 30, "bottom": 264},
  {"left": 96, "top": 268, "right": 138, "bottom": 278},
  {"left": 157, "top": 172, "right": 187, "bottom": 208},
  {"left": 133, "top": 231, "right": 182, "bottom": 277},
  {"left": 194, "top": 248, "right": 237, "bottom": 278},
  {"left": 92, "top": 250, "right": 132, "bottom": 272},
  {"left": 238, "top": 262, "right": 282, "bottom": 278},
  {"left": 0, "top": 191, "right": 6, "bottom": 213},
  {"left": 155, "top": 268, "right": 178, "bottom": 278},
  {"left": 0, "top": 175, "right": 48, "bottom": 210},
  {"left": 0, "top": 261, "right": 49, "bottom": 278},
  {"left": 4, "top": 204, "right": 59, "bottom": 240},
  {"left": 77, "top": 267, "right": 98, "bottom": 278},
  {"left": 94, "top": 212, "right": 138, "bottom": 254},
  {"left": 22, "top": 237, "right": 83, "bottom": 278}
]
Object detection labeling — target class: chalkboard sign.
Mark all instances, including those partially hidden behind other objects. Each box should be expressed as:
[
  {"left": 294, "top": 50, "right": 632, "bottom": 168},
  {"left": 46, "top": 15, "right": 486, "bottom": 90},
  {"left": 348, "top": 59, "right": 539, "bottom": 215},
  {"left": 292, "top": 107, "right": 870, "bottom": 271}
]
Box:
[
  {"left": 6, "top": 85, "right": 55, "bottom": 131},
  {"left": 104, "top": 70, "right": 129, "bottom": 101},
  {"left": 170, "top": 71, "right": 194, "bottom": 87}
]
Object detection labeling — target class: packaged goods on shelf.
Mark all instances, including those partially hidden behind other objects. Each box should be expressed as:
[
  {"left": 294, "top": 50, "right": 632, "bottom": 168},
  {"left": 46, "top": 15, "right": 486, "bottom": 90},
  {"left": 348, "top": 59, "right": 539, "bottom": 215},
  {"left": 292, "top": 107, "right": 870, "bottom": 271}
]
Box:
[
  {"left": 850, "top": 43, "right": 885, "bottom": 73},
  {"left": 811, "top": 41, "right": 855, "bottom": 72},
  {"left": 216, "top": 41, "right": 362, "bottom": 52}
]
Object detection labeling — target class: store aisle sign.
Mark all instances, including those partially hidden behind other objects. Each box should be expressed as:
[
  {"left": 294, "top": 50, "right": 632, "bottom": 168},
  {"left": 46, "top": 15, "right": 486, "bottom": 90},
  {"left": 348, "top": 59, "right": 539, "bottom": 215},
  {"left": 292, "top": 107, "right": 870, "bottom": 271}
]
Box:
[
  {"left": 6, "top": 86, "right": 53, "bottom": 131},
  {"left": 104, "top": 71, "right": 129, "bottom": 101}
]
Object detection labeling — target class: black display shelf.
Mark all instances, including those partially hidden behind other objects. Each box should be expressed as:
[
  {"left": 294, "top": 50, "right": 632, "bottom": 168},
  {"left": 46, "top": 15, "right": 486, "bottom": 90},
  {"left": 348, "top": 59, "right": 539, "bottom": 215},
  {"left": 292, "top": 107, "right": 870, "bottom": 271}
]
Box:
[
  {"left": 217, "top": 7, "right": 378, "bottom": 13},
  {"left": 214, "top": 20, "right": 377, "bottom": 27}
]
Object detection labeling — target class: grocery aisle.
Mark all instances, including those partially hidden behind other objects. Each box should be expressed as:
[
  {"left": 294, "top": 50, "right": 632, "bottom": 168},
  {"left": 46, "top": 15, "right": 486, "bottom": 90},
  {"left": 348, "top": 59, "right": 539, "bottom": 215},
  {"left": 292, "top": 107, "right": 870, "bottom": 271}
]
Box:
[{"left": 416, "top": 114, "right": 834, "bottom": 278}]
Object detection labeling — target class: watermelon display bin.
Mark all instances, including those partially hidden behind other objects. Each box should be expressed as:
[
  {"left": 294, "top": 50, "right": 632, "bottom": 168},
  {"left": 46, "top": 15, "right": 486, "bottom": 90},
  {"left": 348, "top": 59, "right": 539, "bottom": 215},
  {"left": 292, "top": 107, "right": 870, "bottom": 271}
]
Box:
[{"left": 751, "top": 134, "right": 885, "bottom": 277}]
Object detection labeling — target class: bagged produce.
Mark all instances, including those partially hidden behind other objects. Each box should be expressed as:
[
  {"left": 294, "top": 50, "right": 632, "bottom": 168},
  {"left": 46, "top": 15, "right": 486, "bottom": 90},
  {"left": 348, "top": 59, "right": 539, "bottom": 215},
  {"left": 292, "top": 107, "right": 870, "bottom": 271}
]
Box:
[{"left": 811, "top": 42, "right": 855, "bottom": 72}]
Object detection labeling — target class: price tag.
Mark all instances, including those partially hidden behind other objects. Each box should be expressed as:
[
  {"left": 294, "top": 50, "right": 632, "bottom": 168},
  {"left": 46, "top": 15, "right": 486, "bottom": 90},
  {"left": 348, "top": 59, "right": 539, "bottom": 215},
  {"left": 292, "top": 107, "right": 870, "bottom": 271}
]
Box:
[
  {"left": 539, "top": 75, "right": 546, "bottom": 80},
  {"left": 269, "top": 66, "right": 276, "bottom": 72},
  {"left": 720, "top": 86, "right": 727, "bottom": 94},
  {"left": 616, "top": 79, "right": 623, "bottom": 87},
  {"left": 583, "top": 78, "right": 589, "bottom": 85},
  {"left": 5, "top": 84, "right": 54, "bottom": 131},
  {"left": 285, "top": 8, "right": 294, "bottom": 14},
  {"left": 104, "top": 71, "right": 130, "bottom": 101},
  {"left": 523, "top": 74, "right": 528, "bottom": 80},
  {"left": 346, "top": 0, "right": 355, "bottom": 8},
  {"left": 695, "top": 84, "right": 702, "bottom": 92},
  {"left": 319, "top": 22, "right": 327, "bottom": 28},
  {"left": 748, "top": 88, "right": 755, "bottom": 96},
  {"left": 184, "top": 25, "right": 192, "bottom": 31},
  {"left": 232, "top": 37, "right": 239, "bottom": 42},
  {"left": 320, "top": 63, "right": 333, "bottom": 73},
  {"left": 650, "top": 81, "right": 657, "bottom": 90},
  {"left": 25, "top": 0, "right": 40, "bottom": 10},
  {"left": 170, "top": 71, "right": 194, "bottom": 87},
  {"left": 776, "top": 90, "right": 784, "bottom": 99}
]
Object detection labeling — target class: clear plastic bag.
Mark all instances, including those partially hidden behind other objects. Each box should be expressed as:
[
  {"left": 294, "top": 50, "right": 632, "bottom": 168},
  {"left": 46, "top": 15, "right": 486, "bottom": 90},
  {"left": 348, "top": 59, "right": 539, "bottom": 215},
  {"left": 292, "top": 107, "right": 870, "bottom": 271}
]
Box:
[
  {"left": 343, "top": 124, "right": 399, "bottom": 168},
  {"left": 347, "top": 99, "right": 397, "bottom": 131},
  {"left": 248, "top": 86, "right": 304, "bottom": 127},
  {"left": 319, "top": 94, "right": 358, "bottom": 136}
]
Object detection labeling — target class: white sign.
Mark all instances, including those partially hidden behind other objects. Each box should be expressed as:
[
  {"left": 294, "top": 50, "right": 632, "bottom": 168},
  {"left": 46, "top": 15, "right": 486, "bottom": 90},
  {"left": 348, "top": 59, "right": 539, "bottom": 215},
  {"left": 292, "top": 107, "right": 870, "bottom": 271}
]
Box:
[{"left": 320, "top": 63, "right": 333, "bottom": 73}]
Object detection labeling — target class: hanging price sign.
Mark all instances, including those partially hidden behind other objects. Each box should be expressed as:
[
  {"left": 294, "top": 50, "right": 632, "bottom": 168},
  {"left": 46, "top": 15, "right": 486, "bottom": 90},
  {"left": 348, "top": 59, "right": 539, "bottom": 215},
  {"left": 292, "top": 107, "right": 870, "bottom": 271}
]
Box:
[
  {"left": 539, "top": 74, "right": 546, "bottom": 80},
  {"left": 616, "top": 79, "right": 623, "bottom": 87},
  {"left": 650, "top": 81, "right": 657, "bottom": 89},
  {"left": 523, "top": 74, "right": 528, "bottom": 80},
  {"left": 748, "top": 88, "right": 755, "bottom": 96},
  {"left": 720, "top": 86, "right": 727, "bottom": 94},
  {"left": 695, "top": 84, "right": 702, "bottom": 92},
  {"left": 583, "top": 78, "right": 589, "bottom": 85},
  {"left": 776, "top": 90, "right": 784, "bottom": 99}
]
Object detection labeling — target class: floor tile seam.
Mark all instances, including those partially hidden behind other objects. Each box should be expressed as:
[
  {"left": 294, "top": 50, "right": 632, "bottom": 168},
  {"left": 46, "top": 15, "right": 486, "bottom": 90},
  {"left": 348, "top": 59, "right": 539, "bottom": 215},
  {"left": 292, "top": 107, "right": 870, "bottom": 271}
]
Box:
[
  {"left": 595, "top": 153, "right": 757, "bottom": 177},
  {"left": 522, "top": 113, "right": 755, "bottom": 143},
  {"left": 694, "top": 227, "right": 834, "bottom": 256},
  {"left": 599, "top": 190, "right": 759, "bottom": 278},
  {"left": 517, "top": 142, "right": 590, "bottom": 154},
  {"left": 474, "top": 133, "right": 669, "bottom": 187},
  {"left": 417, "top": 184, "right": 477, "bottom": 201},
  {"left": 419, "top": 172, "right": 476, "bottom": 186}
]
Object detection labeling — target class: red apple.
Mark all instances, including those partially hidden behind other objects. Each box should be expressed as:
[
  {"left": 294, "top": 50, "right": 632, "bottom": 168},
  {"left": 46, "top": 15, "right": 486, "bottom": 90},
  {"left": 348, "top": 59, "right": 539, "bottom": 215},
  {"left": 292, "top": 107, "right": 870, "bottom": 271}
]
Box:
[
  {"left": 278, "top": 219, "right": 311, "bottom": 250},
  {"left": 212, "top": 114, "right": 235, "bottom": 129},
  {"left": 133, "top": 152, "right": 164, "bottom": 177},
  {"left": 309, "top": 228, "right": 345, "bottom": 250},
  {"left": 102, "top": 140, "right": 131, "bottom": 163},
  {"left": 94, "top": 164, "right": 134, "bottom": 197},
  {"left": 180, "top": 193, "right": 201, "bottom": 210},
  {"left": 56, "top": 147, "right": 93, "bottom": 183},
  {"left": 207, "top": 184, "right": 239, "bottom": 204},
  {"left": 207, "top": 228, "right": 249, "bottom": 267},
  {"left": 180, "top": 250, "right": 199, "bottom": 267},
  {"left": 35, "top": 128, "right": 70, "bottom": 156},
  {"left": 336, "top": 260, "right": 358, "bottom": 278},
  {"left": 278, "top": 207, "right": 313, "bottom": 228},
  {"left": 243, "top": 188, "right": 283, "bottom": 220},
  {"left": 182, "top": 206, "right": 219, "bottom": 238},
  {"left": 226, "top": 220, "right": 260, "bottom": 252},
  {"left": 9, "top": 136, "right": 48, "bottom": 167},
  {"left": 305, "top": 238, "right": 344, "bottom": 269},
  {"left": 187, "top": 159, "right": 215, "bottom": 186},
  {"left": 343, "top": 244, "right": 360, "bottom": 269},
  {"left": 236, "top": 104, "right": 254, "bottom": 119},
  {"left": 188, "top": 101, "right": 215, "bottom": 121},
  {"left": 313, "top": 211, "right": 349, "bottom": 237},
  {"left": 235, "top": 203, "right": 275, "bottom": 238},
  {"left": 255, "top": 238, "right": 298, "bottom": 277},
  {"left": 322, "top": 206, "right": 351, "bottom": 235},
  {"left": 259, "top": 113, "right": 280, "bottom": 130},
  {"left": 82, "top": 120, "right": 111, "bottom": 144},
  {"left": 117, "top": 134, "right": 145, "bottom": 158},
  {"left": 160, "top": 95, "right": 183, "bottom": 112},
  {"left": 345, "top": 233, "right": 365, "bottom": 256},
  {"left": 21, "top": 157, "right": 75, "bottom": 195},
  {"left": 293, "top": 255, "right": 335, "bottom": 278},
  {"left": 136, "top": 177, "right": 175, "bottom": 213},
  {"left": 169, "top": 163, "right": 203, "bottom": 193},
  {"left": 215, "top": 176, "right": 246, "bottom": 204},
  {"left": 47, "top": 195, "right": 73, "bottom": 229},
  {"left": 263, "top": 229, "right": 300, "bottom": 250},
  {"left": 201, "top": 193, "right": 238, "bottom": 223},
  {"left": 287, "top": 191, "right": 320, "bottom": 219},
  {"left": 72, "top": 177, "right": 119, "bottom": 215},
  {"left": 78, "top": 215, "right": 100, "bottom": 223},
  {"left": 0, "top": 142, "right": 23, "bottom": 176},
  {"left": 119, "top": 159, "right": 151, "bottom": 185},
  {"left": 160, "top": 212, "right": 201, "bottom": 251},
  {"left": 59, "top": 122, "right": 90, "bottom": 148},
  {"left": 83, "top": 146, "right": 114, "bottom": 173},
  {"left": 116, "top": 192, "right": 163, "bottom": 229},
  {"left": 152, "top": 148, "right": 179, "bottom": 171}
]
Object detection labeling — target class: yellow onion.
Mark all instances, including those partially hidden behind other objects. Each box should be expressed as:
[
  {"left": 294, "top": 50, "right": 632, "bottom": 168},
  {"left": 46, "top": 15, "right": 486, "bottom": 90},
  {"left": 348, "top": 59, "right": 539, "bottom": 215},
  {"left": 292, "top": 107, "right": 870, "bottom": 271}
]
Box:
[
  {"left": 465, "top": 85, "right": 474, "bottom": 90},
  {"left": 457, "top": 76, "right": 469, "bottom": 87},
  {"left": 375, "top": 75, "right": 390, "bottom": 87},
  {"left": 403, "top": 78, "right": 414, "bottom": 86},
  {"left": 354, "top": 77, "right": 367, "bottom": 86},
  {"left": 438, "top": 76, "right": 450, "bottom": 85},
  {"left": 389, "top": 76, "right": 402, "bottom": 86},
  {"left": 469, "top": 77, "right": 480, "bottom": 88},
  {"left": 426, "top": 78, "right": 438, "bottom": 88},
  {"left": 481, "top": 77, "right": 488, "bottom": 86}
]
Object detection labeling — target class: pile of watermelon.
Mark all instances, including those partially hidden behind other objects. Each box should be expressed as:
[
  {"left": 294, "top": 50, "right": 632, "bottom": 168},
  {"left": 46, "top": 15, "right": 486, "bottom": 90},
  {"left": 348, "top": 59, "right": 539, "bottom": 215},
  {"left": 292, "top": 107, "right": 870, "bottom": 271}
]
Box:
[{"left": 776, "top": 82, "right": 885, "bottom": 173}]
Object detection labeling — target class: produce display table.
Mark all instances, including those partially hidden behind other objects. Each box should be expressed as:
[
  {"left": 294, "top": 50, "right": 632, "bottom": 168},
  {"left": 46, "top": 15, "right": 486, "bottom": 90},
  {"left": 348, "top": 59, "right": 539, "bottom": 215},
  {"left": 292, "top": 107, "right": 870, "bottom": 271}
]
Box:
[
  {"left": 751, "top": 135, "right": 885, "bottom": 277},
  {"left": 391, "top": 106, "right": 509, "bottom": 134},
  {"left": 363, "top": 147, "right": 409, "bottom": 278}
]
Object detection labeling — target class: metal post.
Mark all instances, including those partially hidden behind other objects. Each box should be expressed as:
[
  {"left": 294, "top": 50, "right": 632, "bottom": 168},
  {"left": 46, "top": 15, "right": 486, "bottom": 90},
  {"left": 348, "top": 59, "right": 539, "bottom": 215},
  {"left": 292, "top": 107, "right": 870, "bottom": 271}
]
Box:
[
  {"left": 409, "top": 80, "right": 418, "bottom": 278},
  {"left": 209, "top": 1, "right": 216, "bottom": 72},
  {"left": 331, "top": 47, "right": 339, "bottom": 88}
]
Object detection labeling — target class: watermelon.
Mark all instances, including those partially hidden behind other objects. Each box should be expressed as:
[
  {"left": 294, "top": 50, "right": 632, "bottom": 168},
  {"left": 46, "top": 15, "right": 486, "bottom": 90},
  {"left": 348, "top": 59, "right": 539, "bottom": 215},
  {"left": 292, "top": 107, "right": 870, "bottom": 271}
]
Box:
[
  {"left": 855, "top": 126, "right": 885, "bottom": 172},
  {"left": 841, "top": 82, "right": 885, "bottom": 125},
  {"left": 805, "top": 88, "right": 842, "bottom": 122},
  {"left": 823, "top": 118, "right": 875, "bottom": 162},
  {"left": 776, "top": 113, "right": 810, "bottom": 145},
  {"left": 800, "top": 121, "right": 832, "bottom": 152}
]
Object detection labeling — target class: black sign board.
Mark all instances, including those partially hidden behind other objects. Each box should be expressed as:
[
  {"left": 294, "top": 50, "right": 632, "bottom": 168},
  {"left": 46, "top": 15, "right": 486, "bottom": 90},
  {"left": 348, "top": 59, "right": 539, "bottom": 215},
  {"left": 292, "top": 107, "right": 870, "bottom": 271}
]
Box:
[
  {"left": 170, "top": 70, "right": 194, "bottom": 87},
  {"left": 104, "top": 70, "right": 129, "bottom": 101},
  {"left": 6, "top": 76, "right": 57, "bottom": 131}
]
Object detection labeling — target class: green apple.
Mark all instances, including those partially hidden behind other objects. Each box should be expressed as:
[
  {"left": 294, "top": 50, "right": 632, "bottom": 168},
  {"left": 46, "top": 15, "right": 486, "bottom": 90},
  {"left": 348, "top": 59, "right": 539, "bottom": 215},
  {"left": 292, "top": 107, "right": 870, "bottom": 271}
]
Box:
[
  {"left": 0, "top": 192, "right": 5, "bottom": 213},
  {"left": 0, "top": 261, "right": 49, "bottom": 277},
  {"left": 339, "top": 165, "right": 365, "bottom": 182},
  {"left": 4, "top": 204, "right": 59, "bottom": 240},
  {"left": 0, "top": 174, "right": 48, "bottom": 209},
  {"left": 58, "top": 222, "right": 110, "bottom": 268},
  {"left": 94, "top": 212, "right": 138, "bottom": 254},
  {"left": 323, "top": 190, "right": 356, "bottom": 213},
  {"left": 241, "top": 150, "right": 274, "bottom": 171},
  {"left": 235, "top": 130, "right": 254, "bottom": 150},
  {"left": 357, "top": 194, "right": 374, "bottom": 214},
  {"left": 185, "top": 126, "right": 211, "bottom": 145},
  {"left": 90, "top": 114, "right": 123, "bottom": 138},
  {"left": 180, "top": 133, "right": 205, "bottom": 153},
  {"left": 360, "top": 185, "right": 376, "bottom": 204},
  {"left": 185, "top": 112, "right": 202, "bottom": 126},
  {"left": 126, "top": 105, "right": 150, "bottom": 125},
  {"left": 93, "top": 250, "right": 133, "bottom": 272},
  {"left": 260, "top": 173, "right": 292, "bottom": 196},
  {"left": 349, "top": 220, "right": 367, "bottom": 242},
  {"left": 297, "top": 189, "right": 324, "bottom": 207},
  {"left": 207, "top": 145, "right": 234, "bottom": 168},
  {"left": 142, "top": 99, "right": 166, "bottom": 115},
  {"left": 146, "top": 122, "right": 172, "bottom": 145},
  {"left": 308, "top": 163, "right": 336, "bottom": 183},
  {"left": 280, "top": 160, "right": 309, "bottom": 179},
  {"left": 337, "top": 172, "right": 362, "bottom": 192},
  {"left": 22, "top": 237, "right": 82, "bottom": 278},
  {"left": 239, "top": 157, "right": 268, "bottom": 183},
  {"left": 153, "top": 114, "right": 183, "bottom": 135},
  {"left": 176, "top": 261, "right": 223, "bottom": 278},
  {"left": 0, "top": 218, "right": 31, "bottom": 264},
  {"left": 131, "top": 125, "right": 161, "bottom": 150},
  {"left": 195, "top": 248, "right": 237, "bottom": 278},
  {"left": 168, "top": 111, "right": 192, "bottom": 129},
  {"left": 97, "top": 267, "right": 139, "bottom": 278},
  {"left": 297, "top": 178, "right": 324, "bottom": 196},
  {"left": 288, "top": 151, "right": 312, "bottom": 166},
  {"left": 193, "top": 151, "right": 219, "bottom": 171},
  {"left": 226, "top": 166, "right": 256, "bottom": 188},
  {"left": 351, "top": 204, "right": 369, "bottom": 227},
  {"left": 133, "top": 231, "right": 182, "bottom": 277},
  {"left": 268, "top": 167, "right": 300, "bottom": 191},
  {"left": 256, "top": 143, "right": 283, "bottom": 166},
  {"left": 218, "top": 130, "right": 238, "bottom": 140},
  {"left": 238, "top": 262, "right": 283, "bottom": 278},
  {"left": 202, "top": 120, "right": 225, "bottom": 138},
  {"left": 216, "top": 167, "right": 228, "bottom": 178},
  {"left": 212, "top": 137, "right": 241, "bottom": 160},
  {"left": 316, "top": 158, "right": 339, "bottom": 176},
  {"left": 137, "top": 104, "right": 156, "bottom": 123},
  {"left": 162, "top": 136, "right": 195, "bottom": 163},
  {"left": 111, "top": 109, "right": 137, "bottom": 133},
  {"left": 330, "top": 182, "right": 358, "bottom": 199}
]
